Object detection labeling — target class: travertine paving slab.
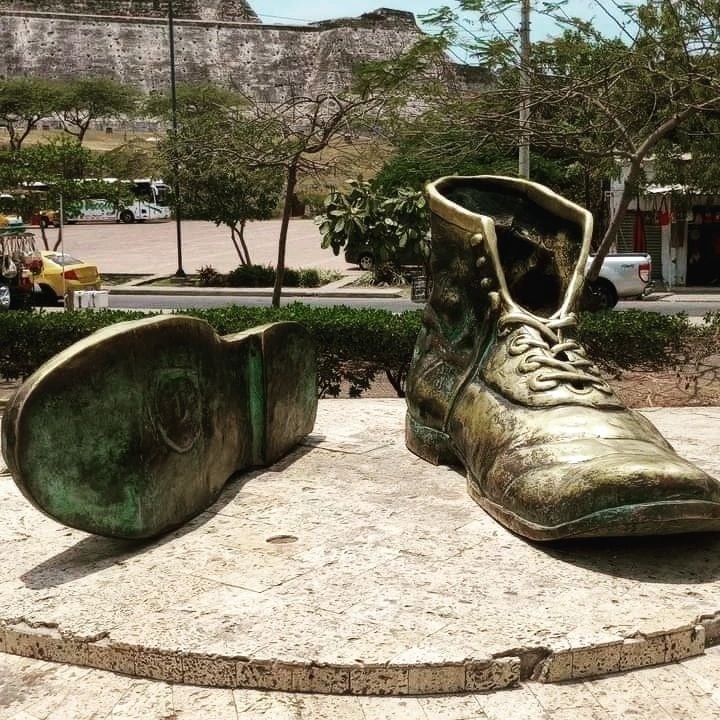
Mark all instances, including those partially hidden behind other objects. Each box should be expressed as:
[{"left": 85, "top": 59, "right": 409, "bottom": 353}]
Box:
[{"left": 1, "top": 401, "right": 720, "bottom": 695}]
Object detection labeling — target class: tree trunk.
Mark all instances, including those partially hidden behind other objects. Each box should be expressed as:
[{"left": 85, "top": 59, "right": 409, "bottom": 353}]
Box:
[
  {"left": 39, "top": 221, "right": 49, "bottom": 251},
  {"left": 52, "top": 223, "right": 63, "bottom": 252},
  {"left": 586, "top": 108, "right": 700, "bottom": 281},
  {"left": 272, "top": 160, "right": 298, "bottom": 308},
  {"left": 238, "top": 220, "right": 252, "bottom": 265},
  {"left": 230, "top": 222, "right": 251, "bottom": 265}
]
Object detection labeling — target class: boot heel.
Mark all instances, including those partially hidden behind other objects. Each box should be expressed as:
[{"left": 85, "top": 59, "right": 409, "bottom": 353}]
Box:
[
  {"left": 229, "top": 322, "right": 318, "bottom": 466},
  {"left": 405, "top": 412, "right": 459, "bottom": 466}
]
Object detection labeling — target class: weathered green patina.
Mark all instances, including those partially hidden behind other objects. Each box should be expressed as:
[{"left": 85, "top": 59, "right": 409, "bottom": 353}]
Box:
[
  {"left": 1, "top": 317, "right": 317, "bottom": 539},
  {"left": 405, "top": 175, "right": 720, "bottom": 540}
]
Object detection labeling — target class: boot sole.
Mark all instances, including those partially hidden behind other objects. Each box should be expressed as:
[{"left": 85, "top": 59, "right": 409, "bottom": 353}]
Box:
[
  {"left": 468, "top": 483, "right": 720, "bottom": 540},
  {"left": 2, "top": 316, "right": 317, "bottom": 540},
  {"left": 406, "top": 412, "right": 720, "bottom": 540}
]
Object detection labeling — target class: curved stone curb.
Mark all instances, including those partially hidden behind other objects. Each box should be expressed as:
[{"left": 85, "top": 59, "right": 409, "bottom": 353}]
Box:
[
  {"left": 0, "top": 616, "right": 716, "bottom": 695},
  {"left": 0, "top": 623, "right": 520, "bottom": 694}
]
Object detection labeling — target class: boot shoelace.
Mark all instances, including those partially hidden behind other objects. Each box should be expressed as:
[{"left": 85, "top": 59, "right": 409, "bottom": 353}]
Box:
[{"left": 500, "top": 311, "right": 612, "bottom": 394}]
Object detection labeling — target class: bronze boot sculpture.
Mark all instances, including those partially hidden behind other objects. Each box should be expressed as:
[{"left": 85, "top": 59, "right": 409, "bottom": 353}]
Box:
[
  {"left": 2, "top": 316, "right": 317, "bottom": 540},
  {"left": 406, "top": 175, "right": 720, "bottom": 540}
]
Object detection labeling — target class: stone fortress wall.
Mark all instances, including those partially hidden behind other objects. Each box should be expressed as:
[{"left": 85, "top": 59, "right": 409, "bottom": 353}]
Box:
[
  {"left": 0, "top": 1, "right": 433, "bottom": 100},
  {"left": 0, "top": 0, "right": 259, "bottom": 22}
]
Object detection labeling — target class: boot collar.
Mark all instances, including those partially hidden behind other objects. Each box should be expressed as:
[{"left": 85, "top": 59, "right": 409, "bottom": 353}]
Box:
[{"left": 426, "top": 175, "right": 593, "bottom": 320}]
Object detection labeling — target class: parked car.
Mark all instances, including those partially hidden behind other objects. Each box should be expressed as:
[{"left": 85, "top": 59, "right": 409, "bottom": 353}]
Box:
[
  {"left": 31, "top": 251, "right": 102, "bottom": 306},
  {"left": 347, "top": 240, "right": 652, "bottom": 310},
  {"left": 583, "top": 253, "right": 653, "bottom": 309},
  {"left": 343, "top": 239, "right": 423, "bottom": 272}
]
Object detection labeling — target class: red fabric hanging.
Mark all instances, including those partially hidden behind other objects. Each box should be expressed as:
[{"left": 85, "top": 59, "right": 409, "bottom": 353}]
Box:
[
  {"left": 633, "top": 209, "right": 647, "bottom": 252},
  {"left": 657, "top": 196, "right": 671, "bottom": 226}
]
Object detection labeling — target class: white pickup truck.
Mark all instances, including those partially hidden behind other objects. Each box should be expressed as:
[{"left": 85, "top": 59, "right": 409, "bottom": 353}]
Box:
[{"left": 583, "top": 253, "right": 653, "bottom": 309}]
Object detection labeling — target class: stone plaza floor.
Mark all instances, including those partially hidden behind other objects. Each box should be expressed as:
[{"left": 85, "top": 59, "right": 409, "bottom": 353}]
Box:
[{"left": 2, "top": 401, "right": 720, "bottom": 718}]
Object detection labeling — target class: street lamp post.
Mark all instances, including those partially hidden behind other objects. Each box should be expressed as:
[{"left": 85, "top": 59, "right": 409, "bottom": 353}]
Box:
[
  {"left": 518, "top": 0, "right": 531, "bottom": 179},
  {"left": 168, "top": 0, "right": 186, "bottom": 278}
]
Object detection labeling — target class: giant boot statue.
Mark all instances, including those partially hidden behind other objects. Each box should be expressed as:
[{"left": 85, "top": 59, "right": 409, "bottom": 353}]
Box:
[
  {"left": 406, "top": 175, "right": 720, "bottom": 540},
  {"left": 2, "top": 316, "right": 317, "bottom": 540}
]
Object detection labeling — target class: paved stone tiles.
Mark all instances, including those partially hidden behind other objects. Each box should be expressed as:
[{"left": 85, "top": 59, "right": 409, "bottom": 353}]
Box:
[{"left": 1, "top": 402, "right": 720, "bottom": 695}]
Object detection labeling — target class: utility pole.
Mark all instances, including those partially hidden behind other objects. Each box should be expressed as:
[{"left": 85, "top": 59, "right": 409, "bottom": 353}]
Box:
[
  {"left": 168, "top": 0, "right": 186, "bottom": 278},
  {"left": 518, "top": 0, "right": 531, "bottom": 179}
]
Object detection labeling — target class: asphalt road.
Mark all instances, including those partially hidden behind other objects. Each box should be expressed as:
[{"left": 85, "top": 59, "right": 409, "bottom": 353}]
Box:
[{"left": 107, "top": 293, "right": 720, "bottom": 317}]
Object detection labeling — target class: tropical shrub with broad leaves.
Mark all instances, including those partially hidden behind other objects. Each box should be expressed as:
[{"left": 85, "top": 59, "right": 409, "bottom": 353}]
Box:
[{"left": 316, "top": 180, "right": 430, "bottom": 279}]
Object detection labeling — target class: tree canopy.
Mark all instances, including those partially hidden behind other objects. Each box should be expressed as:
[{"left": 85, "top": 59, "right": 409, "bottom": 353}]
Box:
[
  {"left": 0, "top": 78, "right": 65, "bottom": 151},
  {"left": 385, "top": 0, "right": 720, "bottom": 275},
  {"left": 57, "top": 77, "right": 139, "bottom": 143}
]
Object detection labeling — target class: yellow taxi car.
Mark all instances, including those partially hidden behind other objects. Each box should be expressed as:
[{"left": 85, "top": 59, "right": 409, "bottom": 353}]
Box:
[{"left": 31, "top": 251, "right": 102, "bottom": 306}]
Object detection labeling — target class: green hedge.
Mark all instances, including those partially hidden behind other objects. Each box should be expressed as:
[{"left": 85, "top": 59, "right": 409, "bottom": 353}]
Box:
[
  {"left": 0, "top": 305, "right": 421, "bottom": 398},
  {"left": 577, "top": 309, "right": 689, "bottom": 370},
  {"left": 0, "top": 306, "right": 700, "bottom": 397}
]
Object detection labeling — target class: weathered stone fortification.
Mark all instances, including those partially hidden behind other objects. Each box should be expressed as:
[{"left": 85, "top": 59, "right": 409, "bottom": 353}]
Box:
[
  {"left": 0, "top": 3, "right": 431, "bottom": 99},
  {"left": 1, "top": 0, "right": 259, "bottom": 22}
]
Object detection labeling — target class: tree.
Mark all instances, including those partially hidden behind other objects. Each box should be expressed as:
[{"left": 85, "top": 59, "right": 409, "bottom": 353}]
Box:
[
  {"left": 56, "top": 77, "right": 138, "bottom": 144},
  {"left": 3, "top": 139, "right": 130, "bottom": 249},
  {"left": 101, "top": 139, "right": 163, "bottom": 180},
  {"left": 144, "top": 83, "right": 245, "bottom": 121},
  {"left": 161, "top": 114, "right": 283, "bottom": 265},
  {"left": 373, "top": 117, "right": 595, "bottom": 210},
  {"left": 391, "top": 0, "right": 720, "bottom": 279},
  {"left": 0, "top": 78, "right": 64, "bottom": 151},
  {"left": 245, "top": 91, "right": 387, "bottom": 307},
  {"left": 169, "top": 88, "right": 388, "bottom": 306}
]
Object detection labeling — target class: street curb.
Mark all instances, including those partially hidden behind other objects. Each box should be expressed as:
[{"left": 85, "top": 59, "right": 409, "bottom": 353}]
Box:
[{"left": 107, "top": 286, "right": 406, "bottom": 299}]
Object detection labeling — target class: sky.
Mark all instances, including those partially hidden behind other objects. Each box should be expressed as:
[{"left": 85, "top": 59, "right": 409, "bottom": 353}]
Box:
[{"left": 250, "top": 1, "right": 634, "bottom": 45}]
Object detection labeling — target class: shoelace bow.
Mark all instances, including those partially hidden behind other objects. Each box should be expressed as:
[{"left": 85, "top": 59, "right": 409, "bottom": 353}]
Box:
[{"left": 499, "top": 311, "right": 611, "bottom": 393}]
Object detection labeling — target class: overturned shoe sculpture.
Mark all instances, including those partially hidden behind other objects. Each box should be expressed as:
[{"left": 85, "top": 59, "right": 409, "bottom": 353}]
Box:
[
  {"left": 2, "top": 316, "right": 317, "bottom": 539},
  {"left": 406, "top": 175, "right": 720, "bottom": 540}
]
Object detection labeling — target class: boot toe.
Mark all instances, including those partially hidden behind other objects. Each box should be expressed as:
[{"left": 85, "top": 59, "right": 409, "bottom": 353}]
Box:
[{"left": 477, "top": 441, "right": 720, "bottom": 540}]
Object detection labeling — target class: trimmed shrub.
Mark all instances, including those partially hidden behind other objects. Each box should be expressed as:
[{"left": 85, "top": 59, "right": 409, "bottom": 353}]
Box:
[
  {"left": 224, "top": 265, "right": 330, "bottom": 288},
  {"left": 0, "top": 307, "right": 701, "bottom": 398},
  {"left": 577, "top": 310, "right": 688, "bottom": 370},
  {"left": 226, "top": 264, "right": 275, "bottom": 287},
  {"left": 0, "top": 309, "right": 148, "bottom": 381},
  {"left": 0, "top": 305, "right": 421, "bottom": 397}
]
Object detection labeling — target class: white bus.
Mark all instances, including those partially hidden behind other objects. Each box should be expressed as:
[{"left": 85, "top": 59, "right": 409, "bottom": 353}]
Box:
[{"left": 41, "top": 179, "right": 172, "bottom": 226}]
